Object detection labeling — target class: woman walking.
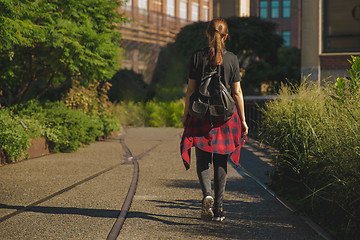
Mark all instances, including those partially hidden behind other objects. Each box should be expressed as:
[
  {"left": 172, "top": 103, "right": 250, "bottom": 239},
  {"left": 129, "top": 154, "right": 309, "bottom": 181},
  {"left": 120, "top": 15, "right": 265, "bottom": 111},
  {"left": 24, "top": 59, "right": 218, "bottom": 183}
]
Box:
[{"left": 180, "top": 18, "right": 248, "bottom": 222}]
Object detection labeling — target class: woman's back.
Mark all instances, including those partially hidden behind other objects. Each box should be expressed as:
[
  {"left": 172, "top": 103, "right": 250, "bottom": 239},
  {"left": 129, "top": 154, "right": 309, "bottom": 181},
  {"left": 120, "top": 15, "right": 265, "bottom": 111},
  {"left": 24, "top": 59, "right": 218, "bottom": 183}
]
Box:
[{"left": 188, "top": 47, "right": 241, "bottom": 91}]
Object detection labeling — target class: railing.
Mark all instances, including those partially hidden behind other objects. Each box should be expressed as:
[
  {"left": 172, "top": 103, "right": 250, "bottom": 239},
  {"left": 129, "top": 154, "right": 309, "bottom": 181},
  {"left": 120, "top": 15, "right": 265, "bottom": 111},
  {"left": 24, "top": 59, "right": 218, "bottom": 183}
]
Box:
[
  {"left": 244, "top": 95, "right": 277, "bottom": 138},
  {"left": 121, "top": 6, "right": 190, "bottom": 32}
]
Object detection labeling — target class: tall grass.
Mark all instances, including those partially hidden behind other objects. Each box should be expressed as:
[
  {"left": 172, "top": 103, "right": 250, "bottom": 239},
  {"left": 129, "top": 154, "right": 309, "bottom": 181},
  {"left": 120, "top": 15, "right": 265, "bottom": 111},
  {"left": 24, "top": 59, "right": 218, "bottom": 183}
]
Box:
[
  {"left": 111, "top": 100, "right": 184, "bottom": 128},
  {"left": 261, "top": 82, "right": 360, "bottom": 238}
]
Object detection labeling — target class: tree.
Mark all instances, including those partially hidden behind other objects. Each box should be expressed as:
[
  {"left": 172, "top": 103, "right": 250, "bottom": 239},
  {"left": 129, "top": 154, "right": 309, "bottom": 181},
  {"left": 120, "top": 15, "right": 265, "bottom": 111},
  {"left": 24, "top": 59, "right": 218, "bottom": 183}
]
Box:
[
  {"left": 151, "top": 17, "right": 301, "bottom": 98},
  {"left": 108, "top": 69, "right": 149, "bottom": 102},
  {"left": 0, "top": 0, "right": 127, "bottom": 106}
]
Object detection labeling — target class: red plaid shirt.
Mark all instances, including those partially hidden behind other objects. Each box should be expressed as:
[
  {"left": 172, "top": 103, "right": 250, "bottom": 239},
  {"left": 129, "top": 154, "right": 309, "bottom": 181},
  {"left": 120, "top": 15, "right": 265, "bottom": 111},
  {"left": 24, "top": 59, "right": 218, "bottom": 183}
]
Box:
[{"left": 180, "top": 109, "right": 247, "bottom": 170}]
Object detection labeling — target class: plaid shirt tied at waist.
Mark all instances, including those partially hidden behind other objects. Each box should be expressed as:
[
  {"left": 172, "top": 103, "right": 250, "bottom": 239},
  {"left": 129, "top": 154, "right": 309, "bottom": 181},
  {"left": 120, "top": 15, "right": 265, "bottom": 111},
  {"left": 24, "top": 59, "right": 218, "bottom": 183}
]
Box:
[{"left": 180, "top": 109, "right": 247, "bottom": 170}]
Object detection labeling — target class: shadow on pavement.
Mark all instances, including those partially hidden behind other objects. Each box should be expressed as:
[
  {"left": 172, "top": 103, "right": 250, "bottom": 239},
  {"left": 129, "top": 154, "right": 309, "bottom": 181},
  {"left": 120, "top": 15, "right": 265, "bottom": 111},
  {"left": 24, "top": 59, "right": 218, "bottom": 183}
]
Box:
[
  {"left": 0, "top": 204, "right": 120, "bottom": 219},
  {"left": 133, "top": 178, "right": 320, "bottom": 239},
  {"left": 127, "top": 211, "right": 198, "bottom": 226}
]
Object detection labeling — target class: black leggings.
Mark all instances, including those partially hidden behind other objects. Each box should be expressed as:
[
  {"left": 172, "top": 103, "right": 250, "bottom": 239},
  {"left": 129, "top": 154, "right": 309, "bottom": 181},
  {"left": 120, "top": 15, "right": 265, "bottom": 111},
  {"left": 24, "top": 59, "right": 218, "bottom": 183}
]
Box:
[{"left": 195, "top": 147, "right": 228, "bottom": 208}]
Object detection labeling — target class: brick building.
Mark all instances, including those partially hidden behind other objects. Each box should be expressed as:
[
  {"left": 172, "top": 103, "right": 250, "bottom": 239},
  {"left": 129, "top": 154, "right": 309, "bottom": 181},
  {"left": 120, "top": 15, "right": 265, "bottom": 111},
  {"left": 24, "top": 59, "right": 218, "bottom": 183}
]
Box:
[
  {"left": 119, "top": 0, "right": 213, "bottom": 83},
  {"left": 301, "top": 0, "right": 360, "bottom": 81},
  {"left": 213, "top": 0, "right": 301, "bottom": 48}
]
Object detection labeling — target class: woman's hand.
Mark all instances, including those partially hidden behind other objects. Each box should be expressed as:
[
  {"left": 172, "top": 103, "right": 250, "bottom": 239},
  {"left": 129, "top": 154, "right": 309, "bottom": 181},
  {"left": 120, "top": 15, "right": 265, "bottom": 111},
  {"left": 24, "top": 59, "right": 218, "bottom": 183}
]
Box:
[{"left": 241, "top": 121, "right": 249, "bottom": 137}]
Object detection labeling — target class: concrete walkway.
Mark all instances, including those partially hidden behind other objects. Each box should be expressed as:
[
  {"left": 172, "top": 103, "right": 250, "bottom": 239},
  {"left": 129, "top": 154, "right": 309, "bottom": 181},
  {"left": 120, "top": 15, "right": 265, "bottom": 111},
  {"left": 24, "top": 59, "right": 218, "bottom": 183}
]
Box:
[{"left": 0, "top": 128, "right": 326, "bottom": 239}]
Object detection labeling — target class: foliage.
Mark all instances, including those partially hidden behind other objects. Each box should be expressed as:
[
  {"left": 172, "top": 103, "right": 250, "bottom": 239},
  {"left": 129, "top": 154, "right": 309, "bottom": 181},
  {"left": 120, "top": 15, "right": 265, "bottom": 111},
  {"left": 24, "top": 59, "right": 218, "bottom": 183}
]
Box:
[
  {"left": 112, "top": 100, "right": 184, "bottom": 128},
  {"left": 0, "top": 108, "right": 31, "bottom": 161},
  {"left": 43, "top": 102, "right": 104, "bottom": 152},
  {"left": 63, "top": 80, "right": 112, "bottom": 116},
  {"left": 245, "top": 47, "right": 301, "bottom": 94},
  {"left": 63, "top": 81, "right": 100, "bottom": 115},
  {"left": 63, "top": 79, "right": 120, "bottom": 136},
  {"left": 333, "top": 56, "right": 360, "bottom": 101},
  {"left": 100, "top": 114, "right": 120, "bottom": 136},
  {"left": 151, "top": 17, "right": 297, "bottom": 100},
  {"left": 144, "top": 101, "right": 165, "bottom": 127},
  {"left": 112, "top": 101, "right": 146, "bottom": 127},
  {"left": 6, "top": 99, "right": 120, "bottom": 160},
  {"left": 162, "top": 101, "right": 184, "bottom": 128},
  {"left": 150, "top": 47, "right": 188, "bottom": 101},
  {"left": 0, "top": 0, "right": 127, "bottom": 106},
  {"left": 261, "top": 81, "right": 360, "bottom": 238},
  {"left": 108, "top": 69, "right": 149, "bottom": 102}
]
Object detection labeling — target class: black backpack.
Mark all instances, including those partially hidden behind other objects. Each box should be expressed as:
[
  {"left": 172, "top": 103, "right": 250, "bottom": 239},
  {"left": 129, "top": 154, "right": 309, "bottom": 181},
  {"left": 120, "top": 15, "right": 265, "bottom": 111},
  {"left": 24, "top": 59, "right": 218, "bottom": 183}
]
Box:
[{"left": 189, "top": 54, "right": 235, "bottom": 123}]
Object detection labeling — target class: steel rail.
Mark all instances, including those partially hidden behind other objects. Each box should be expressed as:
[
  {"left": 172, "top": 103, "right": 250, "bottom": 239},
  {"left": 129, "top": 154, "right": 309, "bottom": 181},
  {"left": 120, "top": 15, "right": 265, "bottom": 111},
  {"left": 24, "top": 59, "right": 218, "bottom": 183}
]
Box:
[
  {"left": 0, "top": 132, "right": 159, "bottom": 240},
  {"left": 107, "top": 134, "right": 161, "bottom": 240},
  {"left": 0, "top": 162, "right": 122, "bottom": 223},
  {"left": 232, "top": 162, "right": 334, "bottom": 240}
]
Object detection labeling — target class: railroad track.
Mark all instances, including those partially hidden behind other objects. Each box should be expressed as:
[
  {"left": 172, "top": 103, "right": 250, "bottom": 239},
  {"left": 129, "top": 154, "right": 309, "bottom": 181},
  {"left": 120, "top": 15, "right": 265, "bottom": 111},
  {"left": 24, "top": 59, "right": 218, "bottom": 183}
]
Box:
[
  {"left": 0, "top": 132, "right": 160, "bottom": 240},
  {"left": 0, "top": 129, "right": 332, "bottom": 240}
]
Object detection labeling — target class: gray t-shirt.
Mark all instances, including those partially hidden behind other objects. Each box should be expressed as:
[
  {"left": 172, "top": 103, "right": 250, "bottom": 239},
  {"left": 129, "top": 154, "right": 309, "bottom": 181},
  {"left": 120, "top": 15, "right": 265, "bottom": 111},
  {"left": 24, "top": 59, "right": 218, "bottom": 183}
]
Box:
[{"left": 188, "top": 47, "right": 241, "bottom": 91}]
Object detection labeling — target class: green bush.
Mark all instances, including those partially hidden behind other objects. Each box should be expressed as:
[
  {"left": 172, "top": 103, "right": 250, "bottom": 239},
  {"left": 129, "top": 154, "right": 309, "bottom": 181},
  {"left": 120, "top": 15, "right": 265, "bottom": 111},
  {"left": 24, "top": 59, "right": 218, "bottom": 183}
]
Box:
[
  {"left": 113, "top": 101, "right": 145, "bottom": 127},
  {"left": 0, "top": 108, "right": 31, "bottom": 161},
  {"left": 108, "top": 69, "right": 149, "bottom": 102},
  {"left": 261, "top": 82, "right": 360, "bottom": 238},
  {"left": 11, "top": 100, "right": 119, "bottom": 153},
  {"left": 43, "top": 102, "right": 104, "bottom": 152},
  {"left": 101, "top": 114, "right": 121, "bottom": 136},
  {"left": 113, "top": 100, "right": 184, "bottom": 128},
  {"left": 162, "top": 101, "right": 183, "bottom": 128},
  {"left": 1, "top": 98, "right": 121, "bottom": 164},
  {"left": 144, "top": 101, "right": 165, "bottom": 127},
  {"left": 11, "top": 99, "right": 47, "bottom": 139}
]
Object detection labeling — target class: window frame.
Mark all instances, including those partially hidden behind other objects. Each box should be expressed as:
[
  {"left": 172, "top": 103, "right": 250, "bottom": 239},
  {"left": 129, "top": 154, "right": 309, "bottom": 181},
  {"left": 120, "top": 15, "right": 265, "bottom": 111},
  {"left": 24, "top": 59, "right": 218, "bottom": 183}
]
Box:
[
  {"left": 179, "top": 1, "right": 187, "bottom": 20},
  {"left": 191, "top": 3, "right": 199, "bottom": 22},
  {"left": 282, "top": 31, "right": 291, "bottom": 47},
  {"left": 203, "top": 6, "right": 209, "bottom": 21},
  {"left": 271, "top": 0, "right": 279, "bottom": 19},
  {"left": 138, "top": 0, "right": 147, "bottom": 10},
  {"left": 282, "top": 0, "right": 291, "bottom": 18},
  {"left": 259, "top": 1, "right": 268, "bottom": 19},
  {"left": 166, "top": 0, "right": 175, "bottom": 16}
]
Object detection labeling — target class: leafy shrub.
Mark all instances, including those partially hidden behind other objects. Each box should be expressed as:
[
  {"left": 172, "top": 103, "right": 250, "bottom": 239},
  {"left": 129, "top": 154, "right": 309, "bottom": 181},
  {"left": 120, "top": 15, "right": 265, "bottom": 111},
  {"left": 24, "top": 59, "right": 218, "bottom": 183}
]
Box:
[
  {"left": 101, "top": 114, "right": 121, "bottom": 136},
  {"left": 0, "top": 108, "right": 31, "bottom": 161},
  {"left": 261, "top": 82, "right": 360, "bottom": 238},
  {"left": 108, "top": 69, "right": 149, "bottom": 102},
  {"left": 43, "top": 102, "right": 104, "bottom": 152},
  {"left": 63, "top": 81, "right": 100, "bottom": 115},
  {"left": 112, "top": 100, "right": 184, "bottom": 127},
  {"left": 11, "top": 99, "right": 46, "bottom": 139},
  {"left": 162, "top": 101, "right": 184, "bottom": 128},
  {"left": 1, "top": 96, "right": 120, "bottom": 164},
  {"left": 113, "top": 101, "right": 145, "bottom": 127},
  {"left": 333, "top": 56, "right": 360, "bottom": 101},
  {"left": 63, "top": 80, "right": 120, "bottom": 136},
  {"left": 144, "top": 101, "right": 165, "bottom": 127}
]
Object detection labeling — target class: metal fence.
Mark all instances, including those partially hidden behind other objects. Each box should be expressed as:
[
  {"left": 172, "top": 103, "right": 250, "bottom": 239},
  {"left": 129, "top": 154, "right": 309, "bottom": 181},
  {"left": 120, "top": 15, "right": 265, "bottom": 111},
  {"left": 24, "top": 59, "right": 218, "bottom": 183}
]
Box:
[{"left": 244, "top": 95, "right": 277, "bottom": 138}]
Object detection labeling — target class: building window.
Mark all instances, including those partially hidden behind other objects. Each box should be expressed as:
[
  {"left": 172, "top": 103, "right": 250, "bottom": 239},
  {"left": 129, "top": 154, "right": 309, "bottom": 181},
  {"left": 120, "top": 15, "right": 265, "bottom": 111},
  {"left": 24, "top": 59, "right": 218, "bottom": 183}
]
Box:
[
  {"left": 203, "top": 6, "right": 209, "bottom": 21},
  {"left": 167, "top": 0, "right": 175, "bottom": 16},
  {"left": 192, "top": 3, "right": 199, "bottom": 21},
  {"left": 259, "top": 1, "right": 268, "bottom": 19},
  {"left": 282, "top": 0, "right": 291, "bottom": 18},
  {"left": 180, "top": 1, "right": 187, "bottom": 20},
  {"left": 138, "top": 0, "right": 147, "bottom": 9},
  {"left": 323, "top": 0, "right": 360, "bottom": 52},
  {"left": 283, "top": 31, "right": 291, "bottom": 47},
  {"left": 271, "top": 1, "right": 279, "bottom": 18}
]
